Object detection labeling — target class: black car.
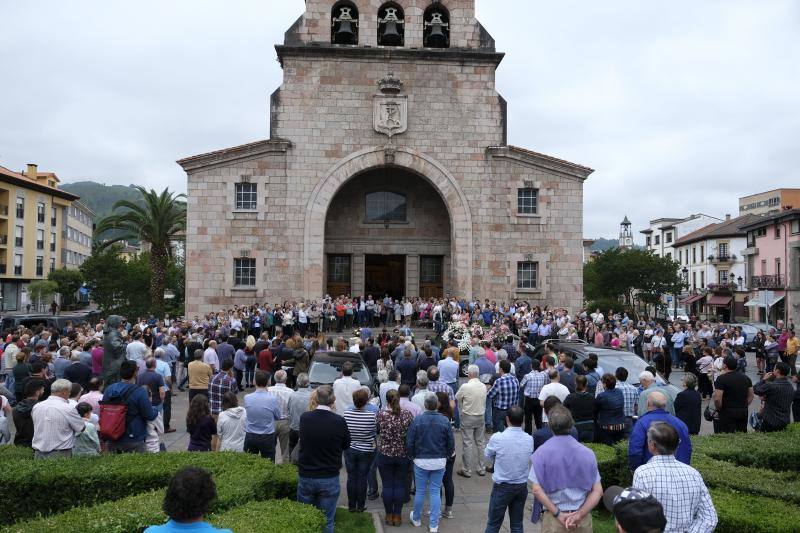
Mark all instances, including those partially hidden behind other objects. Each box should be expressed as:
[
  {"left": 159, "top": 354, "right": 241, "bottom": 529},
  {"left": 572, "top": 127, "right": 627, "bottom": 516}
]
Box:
[
  {"left": 308, "top": 351, "right": 375, "bottom": 394},
  {"left": 532, "top": 340, "right": 679, "bottom": 392}
]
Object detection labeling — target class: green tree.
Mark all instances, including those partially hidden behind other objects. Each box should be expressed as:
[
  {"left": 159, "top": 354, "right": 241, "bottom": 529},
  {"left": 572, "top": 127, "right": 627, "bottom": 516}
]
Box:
[
  {"left": 27, "top": 280, "right": 59, "bottom": 313},
  {"left": 95, "top": 187, "right": 186, "bottom": 316},
  {"left": 48, "top": 268, "right": 84, "bottom": 308},
  {"left": 80, "top": 247, "right": 130, "bottom": 313},
  {"left": 584, "top": 248, "right": 685, "bottom": 318}
]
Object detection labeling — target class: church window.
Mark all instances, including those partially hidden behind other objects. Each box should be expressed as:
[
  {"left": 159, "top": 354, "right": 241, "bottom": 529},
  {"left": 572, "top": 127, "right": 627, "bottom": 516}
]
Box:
[
  {"left": 331, "top": 1, "right": 359, "bottom": 45},
  {"left": 365, "top": 191, "right": 407, "bottom": 222},
  {"left": 423, "top": 4, "right": 450, "bottom": 48},
  {"left": 420, "top": 256, "right": 442, "bottom": 284},
  {"left": 235, "top": 182, "right": 257, "bottom": 211},
  {"left": 377, "top": 3, "right": 404, "bottom": 47},
  {"left": 328, "top": 255, "right": 351, "bottom": 284},
  {"left": 517, "top": 261, "right": 538, "bottom": 290},
  {"left": 517, "top": 188, "right": 538, "bottom": 215},
  {"left": 234, "top": 258, "right": 256, "bottom": 287}
]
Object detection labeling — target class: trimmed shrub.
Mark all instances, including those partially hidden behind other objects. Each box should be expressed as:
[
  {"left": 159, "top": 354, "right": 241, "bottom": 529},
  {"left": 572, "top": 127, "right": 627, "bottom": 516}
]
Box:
[
  {"left": 712, "top": 488, "right": 800, "bottom": 533},
  {"left": 0, "top": 462, "right": 298, "bottom": 533},
  {"left": 211, "top": 499, "right": 325, "bottom": 533},
  {"left": 0, "top": 452, "right": 297, "bottom": 525},
  {"left": 691, "top": 428, "right": 800, "bottom": 472},
  {"left": 0, "top": 446, "right": 34, "bottom": 461},
  {"left": 584, "top": 443, "right": 619, "bottom": 488},
  {"left": 694, "top": 455, "right": 800, "bottom": 504}
]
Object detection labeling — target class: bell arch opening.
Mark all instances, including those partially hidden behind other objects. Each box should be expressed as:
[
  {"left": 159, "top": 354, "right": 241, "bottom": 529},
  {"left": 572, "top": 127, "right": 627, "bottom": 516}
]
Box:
[{"left": 324, "top": 166, "right": 451, "bottom": 299}]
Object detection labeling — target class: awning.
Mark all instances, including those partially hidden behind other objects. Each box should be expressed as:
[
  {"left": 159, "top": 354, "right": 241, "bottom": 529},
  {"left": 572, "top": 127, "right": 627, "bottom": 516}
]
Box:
[
  {"left": 769, "top": 295, "right": 784, "bottom": 307},
  {"left": 681, "top": 294, "right": 703, "bottom": 305},
  {"left": 706, "top": 295, "right": 732, "bottom": 307},
  {"left": 745, "top": 300, "right": 765, "bottom": 308}
]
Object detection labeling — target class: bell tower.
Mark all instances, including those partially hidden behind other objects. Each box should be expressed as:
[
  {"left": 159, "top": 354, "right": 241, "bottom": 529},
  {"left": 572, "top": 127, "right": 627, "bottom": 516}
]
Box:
[{"left": 619, "top": 215, "right": 633, "bottom": 249}]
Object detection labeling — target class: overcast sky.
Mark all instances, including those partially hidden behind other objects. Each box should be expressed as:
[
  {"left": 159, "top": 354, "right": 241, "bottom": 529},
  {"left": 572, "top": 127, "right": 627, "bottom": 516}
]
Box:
[{"left": 1, "top": 1, "right": 798, "bottom": 240}]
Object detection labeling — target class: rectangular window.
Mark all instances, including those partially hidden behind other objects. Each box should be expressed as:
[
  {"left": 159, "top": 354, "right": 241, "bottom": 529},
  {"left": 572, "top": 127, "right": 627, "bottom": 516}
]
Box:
[
  {"left": 645, "top": 236, "right": 651, "bottom": 247},
  {"left": 666, "top": 232, "right": 673, "bottom": 244},
  {"left": 700, "top": 245, "right": 704, "bottom": 260},
  {"left": 775, "top": 224, "right": 781, "bottom": 238},
  {"left": 35, "top": 257, "right": 43, "bottom": 277},
  {"left": 327, "top": 255, "right": 351, "bottom": 284},
  {"left": 700, "top": 271, "right": 705, "bottom": 288},
  {"left": 50, "top": 231, "right": 56, "bottom": 252},
  {"left": 49, "top": 257, "right": 55, "bottom": 273},
  {"left": 692, "top": 247, "right": 696, "bottom": 264},
  {"left": 666, "top": 252, "right": 672, "bottom": 260},
  {"left": 15, "top": 197, "right": 24, "bottom": 219},
  {"left": 516, "top": 261, "right": 538, "bottom": 290},
  {"left": 36, "top": 229, "right": 44, "bottom": 250},
  {"left": 234, "top": 183, "right": 258, "bottom": 210},
  {"left": 14, "top": 226, "right": 23, "bottom": 247},
  {"left": 14, "top": 254, "right": 23, "bottom": 275},
  {"left": 654, "top": 235, "right": 660, "bottom": 245},
  {"left": 678, "top": 250, "right": 682, "bottom": 264},
  {"left": 775, "top": 258, "right": 781, "bottom": 275},
  {"left": 692, "top": 271, "right": 697, "bottom": 290},
  {"left": 718, "top": 242, "right": 729, "bottom": 258},
  {"left": 37, "top": 202, "right": 45, "bottom": 223},
  {"left": 516, "top": 188, "right": 538, "bottom": 215},
  {"left": 718, "top": 270, "right": 728, "bottom": 284},
  {"left": 51, "top": 206, "right": 57, "bottom": 226},
  {"left": 234, "top": 258, "right": 256, "bottom": 286},
  {"left": 420, "top": 256, "right": 443, "bottom": 284},
  {"left": 792, "top": 219, "right": 800, "bottom": 234}
]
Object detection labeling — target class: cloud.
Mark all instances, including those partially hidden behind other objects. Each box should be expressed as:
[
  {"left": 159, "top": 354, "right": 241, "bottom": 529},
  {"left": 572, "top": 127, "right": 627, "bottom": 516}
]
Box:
[{"left": 1, "top": 1, "right": 798, "bottom": 240}]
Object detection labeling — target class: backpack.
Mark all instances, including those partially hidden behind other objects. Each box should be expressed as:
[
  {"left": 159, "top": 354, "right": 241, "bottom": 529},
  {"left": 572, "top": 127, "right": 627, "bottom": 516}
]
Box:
[{"left": 98, "top": 385, "right": 136, "bottom": 441}]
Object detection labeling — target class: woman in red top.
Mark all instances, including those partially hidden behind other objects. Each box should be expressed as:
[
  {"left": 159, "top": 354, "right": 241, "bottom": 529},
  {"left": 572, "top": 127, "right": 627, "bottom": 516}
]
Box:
[{"left": 257, "top": 346, "right": 274, "bottom": 381}]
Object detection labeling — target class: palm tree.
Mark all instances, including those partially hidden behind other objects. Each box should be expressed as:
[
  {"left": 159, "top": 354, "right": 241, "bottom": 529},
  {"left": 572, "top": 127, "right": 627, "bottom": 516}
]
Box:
[{"left": 95, "top": 186, "right": 186, "bottom": 315}]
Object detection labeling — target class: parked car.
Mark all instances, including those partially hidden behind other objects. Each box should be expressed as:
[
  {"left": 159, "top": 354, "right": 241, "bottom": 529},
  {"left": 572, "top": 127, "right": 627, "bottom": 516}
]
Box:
[
  {"left": 532, "top": 339, "right": 680, "bottom": 393},
  {"left": 0, "top": 313, "right": 93, "bottom": 333},
  {"left": 307, "top": 350, "right": 376, "bottom": 394},
  {"left": 725, "top": 322, "right": 777, "bottom": 350}
]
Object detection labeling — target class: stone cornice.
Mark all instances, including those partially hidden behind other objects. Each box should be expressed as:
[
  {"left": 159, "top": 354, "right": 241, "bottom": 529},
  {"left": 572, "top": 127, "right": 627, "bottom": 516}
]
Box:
[
  {"left": 486, "top": 145, "right": 594, "bottom": 181},
  {"left": 275, "top": 44, "right": 504, "bottom": 67},
  {"left": 177, "top": 139, "right": 291, "bottom": 173}
]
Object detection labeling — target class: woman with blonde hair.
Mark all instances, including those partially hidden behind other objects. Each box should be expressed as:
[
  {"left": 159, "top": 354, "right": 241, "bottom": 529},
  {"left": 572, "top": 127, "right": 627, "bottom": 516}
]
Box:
[{"left": 244, "top": 335, "right": 257, "bottom": 388}]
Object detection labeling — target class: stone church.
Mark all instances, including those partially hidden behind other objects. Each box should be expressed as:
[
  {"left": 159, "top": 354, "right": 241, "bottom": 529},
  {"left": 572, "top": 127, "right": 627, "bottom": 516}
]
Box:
[{"left": 179, "top": 0, "right": 593, "bottom": 316}]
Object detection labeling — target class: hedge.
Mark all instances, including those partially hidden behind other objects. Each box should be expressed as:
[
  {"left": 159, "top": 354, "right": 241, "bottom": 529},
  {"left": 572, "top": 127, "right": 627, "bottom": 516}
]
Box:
[
  {"left": 691, "top": 429, "right": 800, "bottom": 472},
  {"left": 693, "top": 454, "right": 800, "bottom": 505},
  {"left": 211, "top": 499, "right": 326, "bottom": 533},
  {"left": 584, "top": 443, "right": 618, "bottom": 488},
  {"left": 711, "top": 488, "right": 800, "bottom": 533},
  {"left": 0, "top": 452, "right": 297, "bottom": 526},
  {"left": 0, "top": 461, "right": 298, "bottom": 533}
]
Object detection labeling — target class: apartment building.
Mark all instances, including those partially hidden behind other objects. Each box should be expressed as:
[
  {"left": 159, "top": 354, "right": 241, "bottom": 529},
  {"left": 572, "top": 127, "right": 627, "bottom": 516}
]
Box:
[
  {"left": 0, "top": 164, "right": 79, "bottom": 311},
  {"left": 739, "top": 189, "right": 800, "bottom": 216},
  {"left": 63, "top": 201, "right": 94, "bottom": 268},
  {"left": 640, "top": 214, "right": 723, "bottom": 260}
]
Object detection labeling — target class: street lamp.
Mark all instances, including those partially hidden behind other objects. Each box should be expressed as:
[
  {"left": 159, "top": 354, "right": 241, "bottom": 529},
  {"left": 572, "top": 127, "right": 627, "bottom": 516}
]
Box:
[{"left": 737, "top": 275, "right": 743, "bottom": 288}]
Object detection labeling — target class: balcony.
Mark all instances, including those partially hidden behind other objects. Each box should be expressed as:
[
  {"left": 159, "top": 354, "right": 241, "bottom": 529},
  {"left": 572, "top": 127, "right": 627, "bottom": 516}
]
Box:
[
  {"left": 706, "top": 282, "right": 738, "bottom": 293},
  {"left": 709, "top": 254, "right": 736, "bottom": 265},
  {"left": 751, "top": 275, "right": 784, "bottom": 289},
  {"left": 0, "top": 264, "right": 6, "bottom": 274},
  {"left": 0, "top": 235, "right": 6, "bottom": 246},
  {"left": 0, "top": 205, "right": 7, "bottom": 217}
]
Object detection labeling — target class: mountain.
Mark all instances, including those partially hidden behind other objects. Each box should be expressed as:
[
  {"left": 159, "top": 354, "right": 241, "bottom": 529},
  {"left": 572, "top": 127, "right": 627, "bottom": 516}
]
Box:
[
  {"left": 589, "top": 238, "right": 619, "bottom": 252},
  {"left": 60, "top": 181, "right": 146, "bottom": 242}
]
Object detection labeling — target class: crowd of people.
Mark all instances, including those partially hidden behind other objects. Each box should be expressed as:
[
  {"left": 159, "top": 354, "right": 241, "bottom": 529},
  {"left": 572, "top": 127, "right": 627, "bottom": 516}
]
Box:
[{"left": 0, "top": 298, "right": 797, "bottom": 533}]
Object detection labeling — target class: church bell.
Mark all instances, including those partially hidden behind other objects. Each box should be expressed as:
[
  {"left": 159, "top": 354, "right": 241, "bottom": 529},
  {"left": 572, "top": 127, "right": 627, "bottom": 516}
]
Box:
[
  {"left": 333, "top": 7, "right": 358, "bottom": 45},
  {"left": 424, "top": 13, "right": 449, "bottom": 48},
  {"left": 378, "top": 7, "right": 404, "bottom": 47}
]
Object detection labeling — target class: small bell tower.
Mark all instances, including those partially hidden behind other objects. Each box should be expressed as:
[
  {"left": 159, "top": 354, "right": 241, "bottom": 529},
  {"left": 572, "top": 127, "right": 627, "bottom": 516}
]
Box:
[{"left": 619, "top": 215, "right": 633, "bottom": 249}]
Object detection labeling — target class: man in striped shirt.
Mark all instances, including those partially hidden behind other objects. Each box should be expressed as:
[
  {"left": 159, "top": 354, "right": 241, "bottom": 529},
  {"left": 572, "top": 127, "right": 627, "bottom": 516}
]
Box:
[
  {"left": 343, "top": 388, "right": 378, "bottom": 512},
  {"left": 31, "top": 379, "right": 85, "bottom": 459}
]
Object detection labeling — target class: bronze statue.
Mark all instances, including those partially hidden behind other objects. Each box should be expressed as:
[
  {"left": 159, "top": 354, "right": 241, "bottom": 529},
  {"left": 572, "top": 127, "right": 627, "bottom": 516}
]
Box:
[{"left": 102, "top": 315, "right": 126, "bottom": 385}]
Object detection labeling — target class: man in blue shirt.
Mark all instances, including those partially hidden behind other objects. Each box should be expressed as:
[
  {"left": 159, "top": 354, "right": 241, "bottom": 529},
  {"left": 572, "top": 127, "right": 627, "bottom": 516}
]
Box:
[
  {"left": 243, "top": 371, "right": 283, "bottom": 461},
  {"left": 487, "top": 360, "right": 519, "bottom": 432},
  {"left": 103, "top": 359, "right": 157, "bottom": 453},
  {"left": 145, "top": 467, "right": 232, "bottom": 533},
  {"left": 628, "top": 391, "right": 692, "bottom": 470},
  {"left": 484, "top": 405, "right": 533, "bottom": 533}
]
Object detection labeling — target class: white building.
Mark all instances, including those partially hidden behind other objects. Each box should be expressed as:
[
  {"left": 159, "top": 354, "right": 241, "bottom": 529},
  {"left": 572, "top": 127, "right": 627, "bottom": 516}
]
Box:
[
  {"left": 673, "top": 214, "right": 762, "bottom": 321},
  {"left": 640, "top": 214, "right": 723, "bottom": 261}
]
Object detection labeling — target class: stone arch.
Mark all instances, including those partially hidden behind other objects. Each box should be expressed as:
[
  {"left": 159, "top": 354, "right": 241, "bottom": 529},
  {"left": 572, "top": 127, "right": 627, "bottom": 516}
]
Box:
[{"left": 303, "top": 146, "right": 473, "bottom": 299}]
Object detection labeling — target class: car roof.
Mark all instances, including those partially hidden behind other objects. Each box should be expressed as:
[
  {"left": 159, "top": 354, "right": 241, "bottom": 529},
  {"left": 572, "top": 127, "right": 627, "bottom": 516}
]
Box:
[{"left": 311, "top": 351, "right": 364, "bottom": 363}]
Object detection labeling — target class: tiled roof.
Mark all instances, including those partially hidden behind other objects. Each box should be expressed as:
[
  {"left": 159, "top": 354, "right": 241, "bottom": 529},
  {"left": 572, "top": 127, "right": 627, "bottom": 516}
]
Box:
[
  {"left": 0, "top": 165, "right": 79, "bottom": 201},
  {"left": 506, "top": 145, "right": 595, "bottom": 173},
  {"left": 674, "top": 214, "right": 763, "bottom": 246}
]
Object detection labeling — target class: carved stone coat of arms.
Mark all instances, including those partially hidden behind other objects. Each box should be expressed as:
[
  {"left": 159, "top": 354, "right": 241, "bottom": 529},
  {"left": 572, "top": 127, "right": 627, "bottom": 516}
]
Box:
[{"left": 374, "top": 95, "right": 408, "bottom": 137}]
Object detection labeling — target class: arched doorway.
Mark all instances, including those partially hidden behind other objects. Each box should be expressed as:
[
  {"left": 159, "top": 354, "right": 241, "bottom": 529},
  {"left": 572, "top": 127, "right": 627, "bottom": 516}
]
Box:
[{"left": 324, "top": 166, "right": 451, "bottom": 299}]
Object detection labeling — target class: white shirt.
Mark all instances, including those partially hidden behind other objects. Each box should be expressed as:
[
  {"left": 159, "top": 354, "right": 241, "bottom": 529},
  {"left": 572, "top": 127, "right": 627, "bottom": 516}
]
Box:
[
  {"left": 126, "top": 341, "right": 149, "bottom": 361},
  {"left": 403, "top": 302, "right": 413, "bottom": 316},
  {"left": 203, "top": 347, "right": 219, "bottom": 371},
  {"left": 31, "top": 395, "right": 85, "bottom": 452},
  {"left": 538, "top": 382, "right": 570, "bottom": 423},
  {"left": 267, "top": 383, "right": 293, "bottom": 418},
  {"left": 379, "top": 381, "right": 400, "bottom": 408},
  {"left": 217, "top": 406, "right": 248, "bottom": 452},
  {"left": 332, "top": 376, "right": 362, "bottom": 415},
  {"left": 438, "top": 357, "right": 460, "bottom": 384}
]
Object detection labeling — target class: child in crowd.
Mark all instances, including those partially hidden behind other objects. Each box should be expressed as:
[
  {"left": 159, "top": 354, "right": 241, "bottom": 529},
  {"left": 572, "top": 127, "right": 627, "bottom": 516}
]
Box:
[{"left": 73, "top": 402, "right": 100, "bottom": 457}]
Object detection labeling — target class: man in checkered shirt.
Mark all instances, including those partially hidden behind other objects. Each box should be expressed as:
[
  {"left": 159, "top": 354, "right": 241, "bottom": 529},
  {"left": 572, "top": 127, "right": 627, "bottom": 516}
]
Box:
[
  {"left": 633, "top": 421, "right": 717, "bottom": 533},
  {"left": 487, "top": 360, "right": 519, "bottom": 433}
]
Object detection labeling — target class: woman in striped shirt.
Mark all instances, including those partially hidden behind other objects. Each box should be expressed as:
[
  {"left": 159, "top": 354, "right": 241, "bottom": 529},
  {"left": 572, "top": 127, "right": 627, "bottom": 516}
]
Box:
[{"left": 343, "top": 387, "right": 378, "bottom": 513}]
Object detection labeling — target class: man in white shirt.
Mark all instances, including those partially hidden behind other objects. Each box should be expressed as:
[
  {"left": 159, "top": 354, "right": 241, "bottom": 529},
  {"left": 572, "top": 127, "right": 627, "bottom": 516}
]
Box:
[
  {"left": 379, "top": 370, "right": 401, "bottom": 409},
  {"left": 537, "top": 369, "right": 570, "bottom": 424},
  {"left": 31, "top": 379, "right": 85, "bottom": 459},
  {"left": 268, "top": 369, "right": 294, "bottom": 463},
  {"left": 332, "top": 360, "right": 362, "bottom": 415},
  {"left": 125, "top": 331, "right": 149, "bottom": 361},
  {"left": 411, "top": 372, "right": 430, "bottom": 409},
  {"left": 203, "top": 340, "right": 220, "bottom": 373}
]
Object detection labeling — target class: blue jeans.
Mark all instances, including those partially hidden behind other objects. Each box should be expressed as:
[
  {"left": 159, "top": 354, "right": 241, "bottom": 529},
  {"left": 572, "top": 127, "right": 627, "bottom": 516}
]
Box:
[
  {"left": 492, "top": 407, "right": 508, "bottom": 433},
  {"left": 344, "top": 448, "right": 375, "bottom": 511},
  {"left": 485, "top": 482, "right": 528, "bottom": 533},
  {"left": 297, "top": 476, "right": 340, "bottom": 533},
  {"left": 378, "top": 454, "right": 409, "bottom": 515},
  {"left": 412, "top": 465, "right": 445, "bottom": 530},
  {"left": 367, "top": 451, "right": 379, "bottom": 497}
]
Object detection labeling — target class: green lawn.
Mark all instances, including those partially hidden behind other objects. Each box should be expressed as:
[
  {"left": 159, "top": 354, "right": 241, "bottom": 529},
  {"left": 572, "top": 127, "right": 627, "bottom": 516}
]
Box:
[
  {"left": 335, "top": 508, "right": 375, "bottom": 533},
  {"left": 591, "top": 510, "right": 617, "bottom": 533}
]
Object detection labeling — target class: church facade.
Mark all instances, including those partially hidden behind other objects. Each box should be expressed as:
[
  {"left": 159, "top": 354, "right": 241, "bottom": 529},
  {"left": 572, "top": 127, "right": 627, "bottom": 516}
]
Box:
[{"left": 179, "top": 0, "right": 593, "bottom": 316}]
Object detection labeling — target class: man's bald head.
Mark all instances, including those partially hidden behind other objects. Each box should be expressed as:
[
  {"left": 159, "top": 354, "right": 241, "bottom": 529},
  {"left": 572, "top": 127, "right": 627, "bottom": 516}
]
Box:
[{"left": 647, "top": 391, "right": 668, "bottom": 411}]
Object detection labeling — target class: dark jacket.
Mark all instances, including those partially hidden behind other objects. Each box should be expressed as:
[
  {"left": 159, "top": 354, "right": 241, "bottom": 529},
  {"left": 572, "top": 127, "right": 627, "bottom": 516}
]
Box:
[
  {"left": 64, "top": 362, "right": 93, "bottom": 391},
  {"left": 674, "top": 389, "right": 702, "bottom": 435},
  {"left": 406, "top": 410, "right": 454, "bottom": 460},
  {"left": 12, "top": 398, "right": 37, "bottom": 447},
  {"left": 298, "top": 408, "right": 350, "bottom": 478},
  {"left": 102, "top": 382, "right": 157, "bottom": 443}
]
